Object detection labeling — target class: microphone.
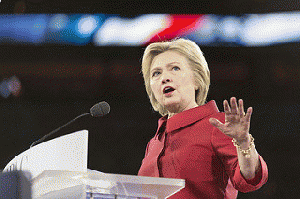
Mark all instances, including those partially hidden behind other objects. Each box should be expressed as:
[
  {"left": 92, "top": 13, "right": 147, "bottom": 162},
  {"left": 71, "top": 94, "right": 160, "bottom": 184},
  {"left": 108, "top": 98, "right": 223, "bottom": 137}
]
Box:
[
  {"left": 29, "top": 101, "right": 110, "bottom": 148},
  {"left": 90, "top": 101, "right": 110, "bottom": 117}
]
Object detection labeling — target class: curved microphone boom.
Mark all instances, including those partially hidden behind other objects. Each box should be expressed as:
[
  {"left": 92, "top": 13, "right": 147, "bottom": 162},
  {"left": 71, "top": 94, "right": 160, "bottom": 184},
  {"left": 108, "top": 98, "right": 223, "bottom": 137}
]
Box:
[{"left": 30, "top": 101, "right": 110, "bottom": 148}]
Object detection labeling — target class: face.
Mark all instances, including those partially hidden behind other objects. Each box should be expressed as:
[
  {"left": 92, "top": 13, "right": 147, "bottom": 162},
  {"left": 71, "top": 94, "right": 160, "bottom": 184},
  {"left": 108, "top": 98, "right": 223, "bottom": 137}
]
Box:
[{"left": 150, "top": 50, "right": 198, "bottom": 116}]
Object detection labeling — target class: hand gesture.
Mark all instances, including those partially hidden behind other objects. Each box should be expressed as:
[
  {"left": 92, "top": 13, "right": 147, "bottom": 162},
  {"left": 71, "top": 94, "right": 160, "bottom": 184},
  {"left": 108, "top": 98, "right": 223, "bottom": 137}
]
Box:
[{"left": 209, "top": 97, "right": 252, "bottom": 143}]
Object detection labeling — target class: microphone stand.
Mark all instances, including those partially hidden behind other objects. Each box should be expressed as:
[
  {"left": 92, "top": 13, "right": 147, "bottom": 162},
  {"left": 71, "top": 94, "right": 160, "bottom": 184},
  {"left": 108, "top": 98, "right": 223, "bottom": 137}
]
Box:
[{"left": 30, "top": 113, "right": 90, "bottom": 148}]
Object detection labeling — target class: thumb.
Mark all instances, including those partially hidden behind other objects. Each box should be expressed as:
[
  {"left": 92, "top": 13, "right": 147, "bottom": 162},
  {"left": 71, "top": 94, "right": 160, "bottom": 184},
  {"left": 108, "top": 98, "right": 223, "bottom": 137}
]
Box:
[{"left": 209, "top": 118, "right": 223, "bottom": 129}]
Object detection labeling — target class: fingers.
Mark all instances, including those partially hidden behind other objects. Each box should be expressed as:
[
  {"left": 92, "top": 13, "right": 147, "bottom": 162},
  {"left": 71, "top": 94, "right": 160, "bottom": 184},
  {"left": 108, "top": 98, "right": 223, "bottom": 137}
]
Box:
[
  {"left": 238, "top": 98, "right": 245, "bottom": 117},
  {"left": 223, "top": 97, "right": 237, "bottom": 114},
  {"left": 230, "top": 97, "right": 238, "bottom": 114},
  {"left": 224, "top": 97, "right": 252, "bottom": 119},
  {"left": 209, "top": 118, "right": 227, "bottom": 133},
  {"left": 245, "top": 107, "right": 253, "bottom": 122},
  {"left": 209, "top": 118, "right": 223, "bottom": 129},
  {"left": 223, "top": 99, "right": 231, "bottom": 113}
]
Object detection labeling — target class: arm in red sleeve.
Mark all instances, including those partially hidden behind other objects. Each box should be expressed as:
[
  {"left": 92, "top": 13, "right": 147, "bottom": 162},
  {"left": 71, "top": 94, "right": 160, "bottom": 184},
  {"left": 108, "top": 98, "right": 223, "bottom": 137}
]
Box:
[
  {"left": 211, "top": 123, "right": 268, "bottom": 193},
  {"left": 232, "top": 155, "right": 268, "bottom": 192}
]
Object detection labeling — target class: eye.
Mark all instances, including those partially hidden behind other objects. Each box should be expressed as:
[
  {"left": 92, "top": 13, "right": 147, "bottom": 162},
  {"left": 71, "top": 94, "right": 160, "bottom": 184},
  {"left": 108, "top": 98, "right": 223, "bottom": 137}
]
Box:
[
  {"left": 172, "top": 66, "right": 180, "bottom": 71},
  {"left": 152, "top": 71, "right": 161, "bottom": 77}
]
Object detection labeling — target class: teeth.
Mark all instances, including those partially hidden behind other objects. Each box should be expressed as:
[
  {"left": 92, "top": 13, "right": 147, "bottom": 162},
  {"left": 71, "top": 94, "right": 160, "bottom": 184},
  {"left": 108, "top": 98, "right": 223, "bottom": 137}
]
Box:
[{"left": 164, "top": 87, "right": 174, "bottom": 93}]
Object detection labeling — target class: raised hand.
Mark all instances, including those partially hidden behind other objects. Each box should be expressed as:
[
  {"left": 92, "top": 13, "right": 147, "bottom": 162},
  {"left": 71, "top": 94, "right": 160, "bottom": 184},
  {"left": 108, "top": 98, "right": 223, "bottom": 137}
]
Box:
[{"left": 209, "top": 97, "right": 252, "bottom": 144}]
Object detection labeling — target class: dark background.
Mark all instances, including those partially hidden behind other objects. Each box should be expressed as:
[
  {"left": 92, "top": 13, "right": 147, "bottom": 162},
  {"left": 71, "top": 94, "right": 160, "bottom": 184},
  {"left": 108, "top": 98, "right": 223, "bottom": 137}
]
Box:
[{"left": 1, "top": 0, "right": 300, "bottom": 198}]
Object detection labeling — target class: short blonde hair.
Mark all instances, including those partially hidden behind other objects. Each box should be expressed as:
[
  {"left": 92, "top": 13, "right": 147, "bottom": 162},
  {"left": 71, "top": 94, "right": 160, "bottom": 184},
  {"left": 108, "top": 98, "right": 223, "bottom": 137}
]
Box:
[{"left": 141, "top": 38, "right": 210, "bottom": 116}]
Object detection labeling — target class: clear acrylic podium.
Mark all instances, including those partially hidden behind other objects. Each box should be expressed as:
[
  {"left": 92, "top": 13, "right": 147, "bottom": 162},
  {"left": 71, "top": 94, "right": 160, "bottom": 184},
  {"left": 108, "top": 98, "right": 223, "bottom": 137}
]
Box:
[
  {"left": 3, "top": 130, "right": 185, "bottom": 199},
  {"left": 31, "top": 169, "right": 185, "bottom": 199}
]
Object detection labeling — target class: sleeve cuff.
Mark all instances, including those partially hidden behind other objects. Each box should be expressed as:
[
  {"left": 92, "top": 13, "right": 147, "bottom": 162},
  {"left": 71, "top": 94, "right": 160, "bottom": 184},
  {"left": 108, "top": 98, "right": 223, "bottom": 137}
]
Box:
[
  {"left": 232, "top": 155, "right": 268, "bottom": 192},
  {"left": 244, "top": 161, "right": 263, "bottom": 186}
]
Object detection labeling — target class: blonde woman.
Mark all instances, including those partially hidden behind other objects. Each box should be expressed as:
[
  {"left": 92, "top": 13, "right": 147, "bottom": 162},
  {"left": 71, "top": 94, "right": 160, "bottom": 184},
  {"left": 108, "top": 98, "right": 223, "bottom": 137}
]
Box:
[{"left": 138, "top": 38, "right": 268, "bottom": 199}]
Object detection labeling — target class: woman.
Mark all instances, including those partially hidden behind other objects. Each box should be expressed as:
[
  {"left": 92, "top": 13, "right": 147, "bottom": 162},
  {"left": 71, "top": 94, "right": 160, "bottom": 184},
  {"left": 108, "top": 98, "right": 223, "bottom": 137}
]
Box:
[{"left": 138, "top": 38, "right": 268, "bottom": 199}]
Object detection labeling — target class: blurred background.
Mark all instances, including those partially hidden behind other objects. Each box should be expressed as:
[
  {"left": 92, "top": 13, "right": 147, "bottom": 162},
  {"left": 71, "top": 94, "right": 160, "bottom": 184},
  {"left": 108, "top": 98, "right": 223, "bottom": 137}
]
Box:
[{"left": 0, "top": 0, "right": 300, "bottom": 198}]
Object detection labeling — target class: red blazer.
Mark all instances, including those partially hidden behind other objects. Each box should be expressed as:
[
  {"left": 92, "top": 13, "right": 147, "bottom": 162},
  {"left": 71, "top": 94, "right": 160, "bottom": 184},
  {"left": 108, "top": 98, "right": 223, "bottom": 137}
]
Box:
[{"left": 138, "top": 100, "right": 268, "bottom": 199}]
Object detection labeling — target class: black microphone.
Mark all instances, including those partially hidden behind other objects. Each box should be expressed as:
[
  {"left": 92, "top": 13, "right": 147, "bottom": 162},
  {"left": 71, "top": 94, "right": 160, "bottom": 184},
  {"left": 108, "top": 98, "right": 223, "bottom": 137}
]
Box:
[
  {"left": 90, "top": 101, "right": 110, "bottom": 117},
  {"left": 29, "top": 101, "right": 110, "bottom": 148}
]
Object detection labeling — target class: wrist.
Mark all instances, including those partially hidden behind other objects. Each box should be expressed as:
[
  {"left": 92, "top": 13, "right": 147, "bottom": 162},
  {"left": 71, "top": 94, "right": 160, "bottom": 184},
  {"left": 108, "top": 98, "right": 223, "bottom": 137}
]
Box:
[
  {"left": 232, "top": 134, "right": 255, "bottom": 158},
  {"left": 235, "top": 134, "right": 251, "bottom": 147}
]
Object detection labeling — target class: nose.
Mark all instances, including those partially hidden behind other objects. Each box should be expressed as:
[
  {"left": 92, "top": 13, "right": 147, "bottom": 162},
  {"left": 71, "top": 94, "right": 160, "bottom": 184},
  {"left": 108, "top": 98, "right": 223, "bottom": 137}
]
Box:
[
  {"left": 162, "top": 74, "right": 172, "bottom": 84},
  {"left": 160, "top": 69, "right": 173, "bottom": 84}
]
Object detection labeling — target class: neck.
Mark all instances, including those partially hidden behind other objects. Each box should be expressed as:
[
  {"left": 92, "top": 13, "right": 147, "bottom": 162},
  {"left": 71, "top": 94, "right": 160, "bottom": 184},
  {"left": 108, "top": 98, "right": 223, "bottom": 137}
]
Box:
[
  {"left": 167, "top": 103, "right": 198, "bottom": 119},
  {"left": 168, "top": 113, "right": 175, "bottom": 119}
]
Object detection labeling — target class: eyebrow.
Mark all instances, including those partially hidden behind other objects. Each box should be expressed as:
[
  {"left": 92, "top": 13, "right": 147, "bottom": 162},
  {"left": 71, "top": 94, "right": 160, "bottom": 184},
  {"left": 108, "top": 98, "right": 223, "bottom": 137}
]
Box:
[
  {"left": 150, "top": 62, "right": 181, "bottom": 73},
  {"left": 167, "top": 62, "right": 180, "bottom": 66}
]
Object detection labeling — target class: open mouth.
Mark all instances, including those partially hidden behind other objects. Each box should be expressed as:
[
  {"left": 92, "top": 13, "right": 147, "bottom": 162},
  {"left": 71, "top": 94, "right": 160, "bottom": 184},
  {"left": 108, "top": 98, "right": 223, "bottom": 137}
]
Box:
[{"left": 163, "top": 86, "right": 175, "bottom": 94}]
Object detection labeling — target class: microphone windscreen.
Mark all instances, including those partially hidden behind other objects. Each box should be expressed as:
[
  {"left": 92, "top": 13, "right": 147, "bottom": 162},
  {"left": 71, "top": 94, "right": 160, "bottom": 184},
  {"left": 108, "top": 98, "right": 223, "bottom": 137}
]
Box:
[{"left": 90, "top": 101, "right": 110, "bottom": 117}]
